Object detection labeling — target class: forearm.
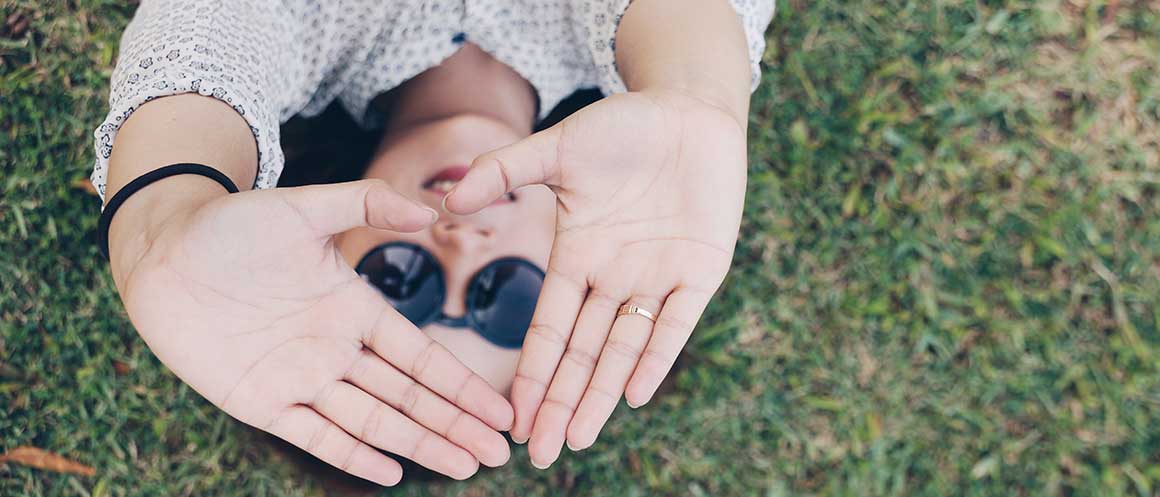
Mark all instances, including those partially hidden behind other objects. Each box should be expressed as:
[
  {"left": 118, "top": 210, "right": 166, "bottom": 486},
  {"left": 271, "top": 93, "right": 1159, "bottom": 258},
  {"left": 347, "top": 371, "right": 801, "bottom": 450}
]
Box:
[
  {"left": 104, "top": 94, "right": 257, "bottom": 288},
  {"left": 614, "top": 0, "right": 752, "bottom": 126}
]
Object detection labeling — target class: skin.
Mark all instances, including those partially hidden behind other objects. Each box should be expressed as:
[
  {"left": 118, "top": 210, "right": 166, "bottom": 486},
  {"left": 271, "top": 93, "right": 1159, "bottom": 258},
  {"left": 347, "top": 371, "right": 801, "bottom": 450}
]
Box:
[
  {"left": 103, "top": 0, "right": 752, "bottom": 484},
  {"left": 336, "top": 45, "right": 556, "bottom": 392}
]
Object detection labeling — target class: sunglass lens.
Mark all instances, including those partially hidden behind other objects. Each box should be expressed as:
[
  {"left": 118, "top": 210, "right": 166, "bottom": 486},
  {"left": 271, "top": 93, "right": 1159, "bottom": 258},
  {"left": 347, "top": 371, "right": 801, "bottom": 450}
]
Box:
[
  {"left": 468, "top": 260, "right": 544, "bottom": 348},
  {"left": 357, "top": 244, "right": 443, "bottom": 325}
]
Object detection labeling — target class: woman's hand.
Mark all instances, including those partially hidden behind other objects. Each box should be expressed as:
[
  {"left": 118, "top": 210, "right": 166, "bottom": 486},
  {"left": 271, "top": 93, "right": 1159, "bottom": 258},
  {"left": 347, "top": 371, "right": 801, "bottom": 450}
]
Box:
[
  {"left": 109, "top": 178, "right": 514, "bottom": 485},
  {"left": 444, "top": 89, "right": 747, "bottom": 467}
]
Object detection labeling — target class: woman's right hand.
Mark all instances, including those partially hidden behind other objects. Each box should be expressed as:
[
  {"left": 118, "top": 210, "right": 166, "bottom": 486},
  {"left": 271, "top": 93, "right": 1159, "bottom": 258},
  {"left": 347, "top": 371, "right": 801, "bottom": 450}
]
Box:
[{"left": 106, "top": 177, "right": 513, "bottom": 485}]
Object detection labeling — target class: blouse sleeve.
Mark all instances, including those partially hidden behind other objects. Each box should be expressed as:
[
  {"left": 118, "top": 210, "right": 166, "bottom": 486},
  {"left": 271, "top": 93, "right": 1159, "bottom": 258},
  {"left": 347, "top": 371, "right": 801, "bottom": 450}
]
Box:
[
  {"left": 90, "top": 0, "right": 311, "bottom": 201},
  {"left": 574, "top": 0, "right": 776, "bottom": 97}
]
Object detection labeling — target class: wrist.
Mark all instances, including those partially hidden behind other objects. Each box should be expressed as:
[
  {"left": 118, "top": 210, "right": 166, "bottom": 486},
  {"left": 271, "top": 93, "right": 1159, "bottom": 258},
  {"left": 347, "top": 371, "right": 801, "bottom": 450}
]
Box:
[
  {"left": 613, "top": 0, "right": 752, "bottom": 128},
  {"left": 106, "top": 175, "right": 230, "bottom": 289},
  {"left": 633, "top": 83, "right": 749, "bottom": 131}
]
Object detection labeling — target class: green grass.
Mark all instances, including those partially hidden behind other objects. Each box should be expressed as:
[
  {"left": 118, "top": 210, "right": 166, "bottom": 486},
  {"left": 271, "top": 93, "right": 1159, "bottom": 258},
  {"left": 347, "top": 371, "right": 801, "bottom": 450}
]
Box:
[{"left": 2, "top": 0, "right": 1158, "bottom": 495}]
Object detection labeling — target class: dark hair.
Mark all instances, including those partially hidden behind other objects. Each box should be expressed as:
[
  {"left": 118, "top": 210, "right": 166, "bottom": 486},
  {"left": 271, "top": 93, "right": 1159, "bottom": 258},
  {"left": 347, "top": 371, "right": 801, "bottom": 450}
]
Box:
[{"left": 277, "top": 88, "right": 603, "bottom": 188}]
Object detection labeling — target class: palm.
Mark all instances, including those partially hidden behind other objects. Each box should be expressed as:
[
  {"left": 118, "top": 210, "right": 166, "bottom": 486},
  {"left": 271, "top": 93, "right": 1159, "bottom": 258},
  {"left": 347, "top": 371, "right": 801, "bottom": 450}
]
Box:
[
  {"left": 546, "top": 92, "right": 745, "bottom": 296},
  {"left": 445, "top": 90, "right": 748, "bottom": 467},
  {"left": 121, "top": 192, "right": 374, "bottom": 423},
  {"left": 113, "top": 182, "right": 514, "bottom": 484}
]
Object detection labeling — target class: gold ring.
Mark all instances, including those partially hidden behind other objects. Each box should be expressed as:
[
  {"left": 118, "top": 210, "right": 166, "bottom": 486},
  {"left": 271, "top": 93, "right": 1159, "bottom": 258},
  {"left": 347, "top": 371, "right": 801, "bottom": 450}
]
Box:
[{"left": 617, "top": 304, "right": 657, "bottom": 322}]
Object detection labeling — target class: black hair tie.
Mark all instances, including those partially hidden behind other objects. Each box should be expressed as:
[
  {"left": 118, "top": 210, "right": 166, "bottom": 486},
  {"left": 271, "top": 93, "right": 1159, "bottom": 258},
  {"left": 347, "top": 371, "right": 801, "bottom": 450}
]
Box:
[{"left": 97, "top": 163, "right": 240, "bottom": 260}]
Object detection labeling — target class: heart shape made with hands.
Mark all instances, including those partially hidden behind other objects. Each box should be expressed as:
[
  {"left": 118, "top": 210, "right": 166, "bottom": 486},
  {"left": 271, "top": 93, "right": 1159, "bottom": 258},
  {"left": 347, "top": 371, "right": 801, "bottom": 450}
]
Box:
[{"left": 112, "top": 89, "right": 746, "bottom": 485}]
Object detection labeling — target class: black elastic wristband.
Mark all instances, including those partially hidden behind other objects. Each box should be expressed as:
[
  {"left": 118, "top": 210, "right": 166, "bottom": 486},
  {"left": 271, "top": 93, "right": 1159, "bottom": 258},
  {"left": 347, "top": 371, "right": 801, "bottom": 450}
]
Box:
[{"left": 97, "top": 163, "right": 240, "bottom": 260}]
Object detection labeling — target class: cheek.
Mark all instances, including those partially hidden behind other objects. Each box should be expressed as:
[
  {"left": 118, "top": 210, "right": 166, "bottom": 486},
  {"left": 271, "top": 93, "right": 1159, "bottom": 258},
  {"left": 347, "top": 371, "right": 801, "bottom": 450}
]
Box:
[
  {"left": 424, "top": 324, "right": 520, "bottom": 393},
  {"left": 535, "top": 218, "right": 556, "bottom": 265},
  {"left": 336, "top": 227, "right": 416, "bottom": 268},
  {"left": 528, "top": 190, "right": 558, "bottom": 266},
  {"left": 334, "top": 230, "right": 365, "bottom": 267}
]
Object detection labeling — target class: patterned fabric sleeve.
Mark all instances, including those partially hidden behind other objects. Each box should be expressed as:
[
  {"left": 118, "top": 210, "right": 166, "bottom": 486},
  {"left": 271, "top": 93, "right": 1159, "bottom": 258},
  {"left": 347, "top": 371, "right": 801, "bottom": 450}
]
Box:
[
  {"left": 574, "top": 0, "right": 776, "bottom": 97},
  {"left": 90, "top": 0, "right": 307, "bottom": 201}
]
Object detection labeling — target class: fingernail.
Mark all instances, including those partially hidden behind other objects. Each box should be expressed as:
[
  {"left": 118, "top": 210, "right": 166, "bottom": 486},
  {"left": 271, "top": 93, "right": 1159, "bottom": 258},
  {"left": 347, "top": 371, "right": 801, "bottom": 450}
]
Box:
[
  {"left": 566, "top": 439, "right": 591, "bottom": 452},
  {"left": 626, "top": 398, "right": 646, "bottom": 409},
  {"left": 531, "top": 459, "right": 552, "bottom": 470},
  {"left": 440, "top": 192, "right": 452, "bottom": 214},
  {"left": 510, "top": 435, "right": 528, "bottom": 444},
  {"left": 423, "top": 206, "right": 439, "bottom": 222}
]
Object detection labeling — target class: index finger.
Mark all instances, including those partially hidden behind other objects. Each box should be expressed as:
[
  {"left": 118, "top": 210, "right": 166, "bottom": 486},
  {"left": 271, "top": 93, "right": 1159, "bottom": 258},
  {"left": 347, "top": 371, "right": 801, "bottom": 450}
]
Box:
[{"left": 359, "top": 295, "right": 514, "bottom": 431}]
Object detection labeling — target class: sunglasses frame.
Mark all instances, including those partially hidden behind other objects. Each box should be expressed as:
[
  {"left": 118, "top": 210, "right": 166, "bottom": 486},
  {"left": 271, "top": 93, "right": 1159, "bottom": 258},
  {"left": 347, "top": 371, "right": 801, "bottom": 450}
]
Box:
[{"left": 354, "top": 241, "right": 545, "bottom": 349}]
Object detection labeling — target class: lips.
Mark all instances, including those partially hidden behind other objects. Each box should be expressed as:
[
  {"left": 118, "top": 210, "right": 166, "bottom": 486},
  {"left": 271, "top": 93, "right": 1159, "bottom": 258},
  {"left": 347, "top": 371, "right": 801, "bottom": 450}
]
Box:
[
  {"left": 422, "top": 165, "right": 471, "bottom": 195},
  {"left": 422, "top": 165, "right": 515, "bottom": 203}
]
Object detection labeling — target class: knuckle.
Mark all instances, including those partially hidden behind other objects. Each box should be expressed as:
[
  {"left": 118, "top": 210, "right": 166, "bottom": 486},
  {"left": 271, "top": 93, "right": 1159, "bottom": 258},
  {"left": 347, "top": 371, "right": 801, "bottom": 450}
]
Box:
[
  {"left": 277, "top": 194, "right": 316, "bottom": 233},
  {"left": 543, "top": 394, "right": 578, "bottom": 412},
  {"left": 311, "top": 381, "right": 340, "bottom": 410},
  {"left": 451, "top": 373, "right": 473, "bottom": 406},
  {"left": 486, "top": 155, "right": 513, "bottom": 193},
  {"left": 446, "top": 410, "right": 468, "bottom": 438},
  {"left": 547, "top": 265, "right": 587, "bottom": 294},
  {"left": 339, "top": 441, "right": 360, "bottom": 471},
  {"left": 527, "top": 322, "right": 569, "bottom": 348},
  {"left": 588, "top": 383, "right": 622, "bottom": 403},
  {"left": 409, "top": 341, "right": 440, "bottom": 379},
  {"left": 306, "top": 423, "right": 333, "bottom": 453},
  {"left": 640, "top": 349, "right": 675, "bottom": 371},
  {"left": 604, "top": 339, "right": 643, "bottom": 360},
  {"left": 361, "top": 404, "right": 388, "bottom": 443},
  {"left": 656, "top": 314, "right": 695, "bottom": 335},
  {"left": 364, "top": 307, "right": 391, "bottom": 349},
  {"left": 262, "top": 407, "right": 289, "bottom": 433},
  {"left": 344, "top": 351, "right": 372, "bottom": 381},
  {"left": 399, "top": 381, "right": 424, "bottom": 416},
  {"left": 562, "top": 347, "right": 599, "bottom": 370},
  {"left": 407, "top": 429, "right": 433, "bottom": 459},
  {"left": 514, "top": 371, "right": 550, "bottom": 390},
  {"left": 587, "top": 288, "right": 624, "bottom": 310}
]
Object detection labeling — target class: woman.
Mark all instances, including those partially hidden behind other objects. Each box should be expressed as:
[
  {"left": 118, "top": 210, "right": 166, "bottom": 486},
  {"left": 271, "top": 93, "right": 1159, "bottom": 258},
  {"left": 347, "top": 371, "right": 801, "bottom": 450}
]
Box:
[{"left": 94, "top": 0, "right": 774, "bottom": 486}]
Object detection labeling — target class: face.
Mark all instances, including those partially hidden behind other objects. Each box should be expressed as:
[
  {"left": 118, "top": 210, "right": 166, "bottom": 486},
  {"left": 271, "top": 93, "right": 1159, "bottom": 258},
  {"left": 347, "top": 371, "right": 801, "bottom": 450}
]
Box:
[{"left": 336, "top": 114, "right": 556, "bottom": 393}]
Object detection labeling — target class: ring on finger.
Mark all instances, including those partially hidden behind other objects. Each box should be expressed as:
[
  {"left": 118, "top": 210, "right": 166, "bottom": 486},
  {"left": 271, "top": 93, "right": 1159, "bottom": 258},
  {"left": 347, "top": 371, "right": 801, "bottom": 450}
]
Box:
[{"left": 616, "top": 303, "right": 657, "bottom": 322}]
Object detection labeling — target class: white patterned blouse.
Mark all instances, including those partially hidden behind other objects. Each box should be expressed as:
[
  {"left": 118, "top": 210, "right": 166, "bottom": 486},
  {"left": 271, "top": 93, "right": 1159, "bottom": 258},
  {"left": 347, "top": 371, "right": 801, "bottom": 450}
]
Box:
[{"left": 90, "top": 0, "right": 776, "bottom": 200}]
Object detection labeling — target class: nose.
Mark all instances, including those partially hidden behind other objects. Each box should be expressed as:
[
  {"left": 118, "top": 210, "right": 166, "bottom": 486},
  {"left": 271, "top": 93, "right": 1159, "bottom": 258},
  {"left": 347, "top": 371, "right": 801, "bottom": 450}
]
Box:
[
  {"left": 429, "top": 218, "right": 496, "bottom": 254},
  {"left": 430, "top": 218, "right": 495, "bottom": 318}
]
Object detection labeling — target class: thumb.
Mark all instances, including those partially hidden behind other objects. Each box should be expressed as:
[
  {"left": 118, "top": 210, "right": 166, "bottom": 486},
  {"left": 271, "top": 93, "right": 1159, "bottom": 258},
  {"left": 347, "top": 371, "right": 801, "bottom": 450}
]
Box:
[
  {"left": 278, "top": 179, "right": 438, "bottom": 236},
  {"left": 444, "top": 125, "right": 563, "bottom": 215}
]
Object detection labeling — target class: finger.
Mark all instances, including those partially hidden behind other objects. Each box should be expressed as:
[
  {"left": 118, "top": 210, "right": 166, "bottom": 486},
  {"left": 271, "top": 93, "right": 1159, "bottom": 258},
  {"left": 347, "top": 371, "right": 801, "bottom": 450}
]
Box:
[
  {"left": 346, "top": 349, "right": 511, "bottom": 467},
  {"left": 279, "top": 179, "right": 438, "bottom": 236},
  {"left": 509, "top": 266, "right": 587, "bottom": 444},
  {"left": 266, "top": 405, "right": 403, "bottom": 486},
  {"left": 566, "top": 294, "right": 663, "bottom": 451},
  {"left": 527, "top": 288, "right": 622, "bottom": 468},
  {"left": 363, "top": 306, "right": 514, "bottom": 431},
  {"left": 312, "top": 381, "right": 480, "bottom": 480},
  {"left": 624, "top": 288, "right": 715, "bottom": 407},
  {"left": 443, "top": 125, "right": 563, "bottom": 215}
]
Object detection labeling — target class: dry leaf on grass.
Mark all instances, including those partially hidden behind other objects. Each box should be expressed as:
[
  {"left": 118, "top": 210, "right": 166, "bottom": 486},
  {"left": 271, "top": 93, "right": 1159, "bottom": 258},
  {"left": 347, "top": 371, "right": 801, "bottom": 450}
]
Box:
[
  {"left": 111, "top": 360, "right": 132, "bottom": 376},
  {"left": 0, "top": 446, "right": 96, "bottom": 476}
]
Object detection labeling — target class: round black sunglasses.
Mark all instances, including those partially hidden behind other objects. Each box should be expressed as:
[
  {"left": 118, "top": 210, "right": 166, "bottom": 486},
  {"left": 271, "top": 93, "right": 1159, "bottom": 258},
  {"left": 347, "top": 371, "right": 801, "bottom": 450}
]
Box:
[{"left": 354, "top": 241, "right": 544, "bottom": 349}]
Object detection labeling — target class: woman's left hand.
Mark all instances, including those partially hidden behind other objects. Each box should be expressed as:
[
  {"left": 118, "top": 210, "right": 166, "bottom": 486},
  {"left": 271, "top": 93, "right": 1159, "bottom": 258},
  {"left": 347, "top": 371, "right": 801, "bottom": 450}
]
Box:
[{"left": 444, "top": 89, "right": 748, "bottom": 468}]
